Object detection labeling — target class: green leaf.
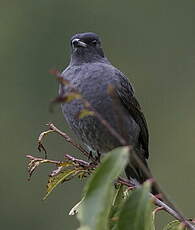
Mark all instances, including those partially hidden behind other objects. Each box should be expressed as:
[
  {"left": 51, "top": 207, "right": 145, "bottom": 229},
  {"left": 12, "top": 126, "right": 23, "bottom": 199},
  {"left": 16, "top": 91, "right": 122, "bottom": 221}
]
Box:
[
  {"left": 76, "top": 109, "right": 95, "bottom": 119},
  {"left": 78, "top": 227, "right": 91, "bottom": 230},
  {"left": 115, "top": 181, "right": 153, "bottom": 230},
  {"left": 77, "top": 146, "right": 129, "bottom": 230},
  {"left": 163, "top": 220, "right": 186, "bottom": 230},
  {"left": 43, "top": 169, "right": 79, "bottom": 200},
  {"left": 69, "top": 197, "right": 85, "bottom": 216},
  {"left": 109, "top": 184, "right": 125, "bottom": 229},
  {"left": 51, "top": 92, "right": 82, "bottom": 107},
  {"left": 63, "top": 92, "right": 82, "bottom": 102}
]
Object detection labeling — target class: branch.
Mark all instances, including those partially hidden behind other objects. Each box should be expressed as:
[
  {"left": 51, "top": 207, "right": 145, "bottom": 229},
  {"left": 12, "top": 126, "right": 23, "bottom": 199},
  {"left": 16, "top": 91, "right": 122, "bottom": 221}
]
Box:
[
  {"left": 45, "top": 123, "right": 195, "bottom": 230},
  {"left": 28, "top": 121, "right": 195, "bottom": 229},
  {"left": 47, "top": 122, "right": 96, "bottom": 162},
  {"left": 118, "top": 177, "right": 195, "bottom": 230},
  {"left": 26, "top": 155, "right": 62, "bottom": 180}
]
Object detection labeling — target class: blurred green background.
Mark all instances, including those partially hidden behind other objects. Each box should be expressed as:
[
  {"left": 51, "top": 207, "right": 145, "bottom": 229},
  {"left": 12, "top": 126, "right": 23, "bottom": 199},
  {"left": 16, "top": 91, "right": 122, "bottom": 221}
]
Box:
[{"left": 1, "top": 0, "right": 195, "bottom": 229}]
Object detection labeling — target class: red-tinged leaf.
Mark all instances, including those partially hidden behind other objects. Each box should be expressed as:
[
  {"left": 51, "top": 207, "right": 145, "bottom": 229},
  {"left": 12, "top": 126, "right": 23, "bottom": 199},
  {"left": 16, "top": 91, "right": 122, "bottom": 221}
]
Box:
[
  {"left": 49, "top": 69, "right": 61, "bottom": 76},
  {"left": 107, "top": 84, "right": 115, "bottom": 95},
  {"left": 49, "top": 92, "right": 82, "bottom": 112},
  {"left": 58, "top": 77, "right": 70, "bottom": 86},
  {"left": 49, "top": 69, "right": 70, "bottom": 85}
]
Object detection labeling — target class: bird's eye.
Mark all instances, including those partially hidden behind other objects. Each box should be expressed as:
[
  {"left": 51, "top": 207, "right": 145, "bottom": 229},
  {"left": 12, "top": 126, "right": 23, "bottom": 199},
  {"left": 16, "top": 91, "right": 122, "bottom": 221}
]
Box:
[{"left": 91, "top": 40, "right": 97, "bottom": 45}]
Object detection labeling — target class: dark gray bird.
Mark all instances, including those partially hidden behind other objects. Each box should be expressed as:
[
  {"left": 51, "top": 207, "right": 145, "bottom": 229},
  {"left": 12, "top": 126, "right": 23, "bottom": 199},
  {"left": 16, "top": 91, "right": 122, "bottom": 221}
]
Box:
[{"left": 59, "top": 32, "right": 153, "bottom": 189}]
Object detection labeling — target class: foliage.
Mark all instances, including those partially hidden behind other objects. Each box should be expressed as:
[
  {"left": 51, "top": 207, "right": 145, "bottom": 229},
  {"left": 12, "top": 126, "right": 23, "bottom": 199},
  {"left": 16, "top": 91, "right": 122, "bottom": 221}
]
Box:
[
  {"left": 27, "top": 142, "right": 195, "bottom": 230},
  {"left": 163, "top": 220, "right": 187, "bottom": 230},
  {"left": 77, "top": 146, "right": 129, "bottom": 230}
]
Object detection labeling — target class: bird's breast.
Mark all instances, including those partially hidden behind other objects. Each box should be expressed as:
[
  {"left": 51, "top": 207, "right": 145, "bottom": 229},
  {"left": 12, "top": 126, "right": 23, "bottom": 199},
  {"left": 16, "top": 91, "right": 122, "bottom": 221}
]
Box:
[
  {"left": 61, "top": 63, "right": 118, "bottom": 110},
  {"left": 60, "top": 63, "right": 140, "bottom": 152}
]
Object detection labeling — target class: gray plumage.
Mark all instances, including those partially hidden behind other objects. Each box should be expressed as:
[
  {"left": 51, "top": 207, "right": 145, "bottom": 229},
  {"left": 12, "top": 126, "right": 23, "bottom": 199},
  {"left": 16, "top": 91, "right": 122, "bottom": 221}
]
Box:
[{"left": 59, "top": 32, "right": 152, "bottom": 186}]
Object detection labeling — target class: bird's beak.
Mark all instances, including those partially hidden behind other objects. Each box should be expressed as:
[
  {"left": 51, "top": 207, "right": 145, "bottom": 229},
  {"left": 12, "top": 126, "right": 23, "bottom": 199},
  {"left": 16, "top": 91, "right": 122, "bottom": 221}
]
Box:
[{"left": 72, "top": 38, "right": 87, "bottom": 48}]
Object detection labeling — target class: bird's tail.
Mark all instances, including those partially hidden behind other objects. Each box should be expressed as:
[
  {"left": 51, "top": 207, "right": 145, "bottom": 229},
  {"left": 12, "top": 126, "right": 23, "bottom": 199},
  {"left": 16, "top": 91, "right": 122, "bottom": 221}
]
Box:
[{"left": 125, "top": 156, "right": 160, "bottom": 196}]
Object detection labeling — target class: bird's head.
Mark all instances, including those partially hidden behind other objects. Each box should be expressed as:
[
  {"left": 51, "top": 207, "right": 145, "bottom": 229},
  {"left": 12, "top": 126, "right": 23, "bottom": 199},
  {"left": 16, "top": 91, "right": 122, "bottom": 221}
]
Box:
[{"left": 70, "top": 32, "right": 105, "bottom": 64}]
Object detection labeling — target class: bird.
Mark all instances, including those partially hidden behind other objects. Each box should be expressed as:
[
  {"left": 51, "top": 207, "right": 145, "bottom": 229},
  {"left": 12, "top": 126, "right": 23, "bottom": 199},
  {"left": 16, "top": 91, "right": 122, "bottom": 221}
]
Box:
[{"left": 59, "top": 32, "right": 155, "bottom": 192}]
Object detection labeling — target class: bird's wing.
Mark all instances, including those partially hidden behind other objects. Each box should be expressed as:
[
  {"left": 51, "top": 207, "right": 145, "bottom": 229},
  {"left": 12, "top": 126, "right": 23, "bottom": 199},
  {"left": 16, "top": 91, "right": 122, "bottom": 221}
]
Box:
[{"left": 115, "top": 71, "right": 149, "bottom": 159}]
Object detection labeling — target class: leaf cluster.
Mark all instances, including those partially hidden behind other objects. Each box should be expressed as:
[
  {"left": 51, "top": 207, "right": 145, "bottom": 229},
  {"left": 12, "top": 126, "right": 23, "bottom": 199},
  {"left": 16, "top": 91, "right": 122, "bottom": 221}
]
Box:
[{"left": 27, "top": 146, "right": 191, "bottom": 230}]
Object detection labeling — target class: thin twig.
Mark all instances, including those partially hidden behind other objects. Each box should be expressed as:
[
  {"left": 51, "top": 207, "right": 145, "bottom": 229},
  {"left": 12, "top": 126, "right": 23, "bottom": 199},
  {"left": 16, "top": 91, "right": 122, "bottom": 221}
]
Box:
[
  {"left": 38, "top": 129, "right": 54, "bottom": 158},
  {"left": 64, "top": 154, "right": 95, "bottom": 168},
  {"left": 48, "top": 123, "right": 96, "bottom": 161},
  {"left": 26, "top": 155, "right": 61, "bottom": 165},
  {"left": 118, "top": 177, "right": 195, "bottom": 230},
  {"left": 26, "top": 155, "right": 62, "bottom": 180}
]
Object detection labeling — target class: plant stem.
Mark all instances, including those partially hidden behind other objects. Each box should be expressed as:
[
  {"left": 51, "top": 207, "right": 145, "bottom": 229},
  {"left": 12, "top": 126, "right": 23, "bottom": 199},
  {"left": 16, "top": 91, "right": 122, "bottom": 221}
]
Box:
[{"left": 118, "top": 177, "right": 195, "bottom": 230}]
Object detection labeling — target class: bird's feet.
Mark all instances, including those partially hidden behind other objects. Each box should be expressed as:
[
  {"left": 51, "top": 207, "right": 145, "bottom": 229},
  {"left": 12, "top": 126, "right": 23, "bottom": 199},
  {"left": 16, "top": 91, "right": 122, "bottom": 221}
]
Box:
[
  {"left": 95, "top": 150, "right": 101, "bottom": 163},
  {"left": 88, "top": 151, "right": 94, "bottom": 161},
  {"left": 88, "top": 150, "right": 101, "bottom": 166}
]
